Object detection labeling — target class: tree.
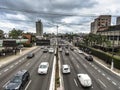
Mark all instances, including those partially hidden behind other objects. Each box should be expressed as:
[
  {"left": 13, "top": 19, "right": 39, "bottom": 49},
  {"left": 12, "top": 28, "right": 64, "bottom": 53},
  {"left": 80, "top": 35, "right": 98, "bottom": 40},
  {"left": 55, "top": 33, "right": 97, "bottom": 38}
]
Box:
[
  {"left": 9, "top": 28, "right": 24, "bottom": 39},
  {"left": 0, "top": 30, "right": 4, "bottom": 39}
]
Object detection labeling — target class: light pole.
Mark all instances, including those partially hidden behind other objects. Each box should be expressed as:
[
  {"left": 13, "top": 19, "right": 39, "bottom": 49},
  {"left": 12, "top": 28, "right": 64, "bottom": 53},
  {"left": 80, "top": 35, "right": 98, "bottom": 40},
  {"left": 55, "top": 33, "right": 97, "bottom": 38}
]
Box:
[
  {"left": 111, "top": 31, "right": 114, "bottom": 70},
  {"left": 19, "top": 36, "right": 22, "bottom": 55}
]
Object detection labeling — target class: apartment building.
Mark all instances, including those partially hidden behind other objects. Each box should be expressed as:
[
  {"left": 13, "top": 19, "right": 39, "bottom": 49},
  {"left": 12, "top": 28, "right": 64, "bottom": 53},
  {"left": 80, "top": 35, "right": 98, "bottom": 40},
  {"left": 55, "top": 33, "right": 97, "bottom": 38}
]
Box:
[{"left": 91, "top": 15, "right": 111, "bottom": 34}]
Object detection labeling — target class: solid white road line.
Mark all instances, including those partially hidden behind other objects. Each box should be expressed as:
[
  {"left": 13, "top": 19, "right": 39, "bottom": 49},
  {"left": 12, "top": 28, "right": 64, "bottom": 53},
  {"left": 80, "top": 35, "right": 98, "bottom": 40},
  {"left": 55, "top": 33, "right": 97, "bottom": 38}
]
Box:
[
  {"left": 74, "top": 79, "right": 78, "bottom": 87},
  {"left": 98, "top": 79, "right": 107, "bottom": 88},
  {"left": 25, "top": 80, "right": 31, "bottom": 90}
]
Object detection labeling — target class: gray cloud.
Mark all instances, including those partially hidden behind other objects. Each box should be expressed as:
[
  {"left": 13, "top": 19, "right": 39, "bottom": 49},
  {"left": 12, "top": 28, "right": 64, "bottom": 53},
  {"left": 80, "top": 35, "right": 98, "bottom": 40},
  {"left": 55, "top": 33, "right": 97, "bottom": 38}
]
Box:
[{"left": 1, "top": 0, "right": 119, "bottom": 34}]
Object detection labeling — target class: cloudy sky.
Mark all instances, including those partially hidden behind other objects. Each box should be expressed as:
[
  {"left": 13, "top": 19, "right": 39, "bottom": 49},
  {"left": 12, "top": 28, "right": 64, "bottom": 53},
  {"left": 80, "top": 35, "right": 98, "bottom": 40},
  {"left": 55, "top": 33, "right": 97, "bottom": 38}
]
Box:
[{"left": 0, "top": 0, "right": 120, "bottom": 34}]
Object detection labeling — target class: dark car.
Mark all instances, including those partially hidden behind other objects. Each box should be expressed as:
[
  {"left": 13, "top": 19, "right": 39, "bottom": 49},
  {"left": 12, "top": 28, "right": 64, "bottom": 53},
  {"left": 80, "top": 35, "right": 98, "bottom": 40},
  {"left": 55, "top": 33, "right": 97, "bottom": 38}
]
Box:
[
  {"left": 43, "top": 48, "right": 48, "bottom": 53},
  {"left": 65, "top": 51, "right": 69, "bottom": 55},
  {"left": 4, "top": 70, "right": 30, "bottom": 90},
  {"left": 70, "top": 47, "right": 74, "bottom": 51},
  {"left": 27, "top": 53, "right": 35, "bottom": 59},
  {"left": 85, "top": 55, "right": 93, "bottom": 61}
]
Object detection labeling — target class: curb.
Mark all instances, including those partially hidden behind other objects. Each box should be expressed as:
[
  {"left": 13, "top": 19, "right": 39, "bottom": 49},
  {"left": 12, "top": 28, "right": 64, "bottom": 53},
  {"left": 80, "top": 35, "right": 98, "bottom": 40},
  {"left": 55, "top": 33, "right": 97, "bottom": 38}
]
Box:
[
  {"left": 49, "top": 50, "right": 56, "bottom": 90},
  {"left": 57, "top": 52, "right": 64, "bottom": 90}
]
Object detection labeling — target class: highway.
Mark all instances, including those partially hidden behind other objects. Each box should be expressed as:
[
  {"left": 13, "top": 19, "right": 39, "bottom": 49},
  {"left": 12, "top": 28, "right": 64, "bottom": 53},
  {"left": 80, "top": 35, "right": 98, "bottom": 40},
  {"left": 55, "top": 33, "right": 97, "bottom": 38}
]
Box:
[
  {"left": 0, "top": 46, "right": 55, "bottom": 90},
  {"left": 0, "top": 44, "right": 120, "bottom": 90},
  {"left": 60, "top": 47, "right": 120, "bottom": 90}
]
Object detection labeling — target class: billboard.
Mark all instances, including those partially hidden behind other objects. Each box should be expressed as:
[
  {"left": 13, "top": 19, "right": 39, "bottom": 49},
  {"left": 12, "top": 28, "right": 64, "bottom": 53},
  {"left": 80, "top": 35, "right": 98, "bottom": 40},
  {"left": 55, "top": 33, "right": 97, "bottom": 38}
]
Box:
[
  {"left": 3, "top": 40, "right": 17, "bottom": 47},
  {"left": 36, "top": 39, "right": 50, "bottom": 46}
]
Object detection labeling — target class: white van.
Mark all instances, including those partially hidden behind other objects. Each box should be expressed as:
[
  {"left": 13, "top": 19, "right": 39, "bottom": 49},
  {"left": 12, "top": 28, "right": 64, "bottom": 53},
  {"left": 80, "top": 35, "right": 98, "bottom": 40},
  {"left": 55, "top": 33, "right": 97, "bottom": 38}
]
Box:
[
  {"left": 62, "top": 64, "right": 70, "bottom": 74},
  {"left": 77, "top": 74, "right": 92, "bottom": 87}
]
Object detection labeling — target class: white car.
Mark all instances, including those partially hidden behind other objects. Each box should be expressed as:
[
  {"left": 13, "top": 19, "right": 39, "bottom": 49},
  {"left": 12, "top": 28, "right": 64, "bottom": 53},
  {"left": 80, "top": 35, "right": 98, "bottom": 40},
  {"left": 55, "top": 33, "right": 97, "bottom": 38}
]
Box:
[
  {"left": 48, "top": 48, "right": 54, "bottom": 53},
  {"left": 62, "top": 64, "right": 70, "bottom": 74},
  {"left": 77, "top": 74, "right": 92, "bottom": 87},
  {"left": 78, "top": 50, "right": 83, "bottom": 54},
  {"left": 38, "top": 62, "right": 49, "bottom": 74},
  {"left": 59, "top": 48, "right": 62, "bottom": 52}
]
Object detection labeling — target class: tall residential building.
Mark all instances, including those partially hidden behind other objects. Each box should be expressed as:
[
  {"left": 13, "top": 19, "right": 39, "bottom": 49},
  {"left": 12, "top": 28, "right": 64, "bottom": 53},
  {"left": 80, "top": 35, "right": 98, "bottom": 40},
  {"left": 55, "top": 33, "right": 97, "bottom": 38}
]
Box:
[
  {"left": 91, "top": 15, "right": 111, "bottom": 34},
  {"left": 116, "top": 16, "right": 120, "bottom": 25},
  {"left": 36, "top": 20, "right": 43, "bottom": 36}
]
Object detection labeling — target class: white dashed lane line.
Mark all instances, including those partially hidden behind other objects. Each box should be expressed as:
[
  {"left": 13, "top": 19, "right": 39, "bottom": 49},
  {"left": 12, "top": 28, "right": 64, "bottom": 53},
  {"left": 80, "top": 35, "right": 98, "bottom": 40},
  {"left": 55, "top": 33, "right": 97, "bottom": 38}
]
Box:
[
  {"left": 102, "top": 73, "right": 105, "bottom": 76},
  {"left": 83, "top": 64, "right": 87, "bottom": 68},
  {"left": 26, "top": 63, "right": 30, "bottom": 66},
  {"left": 107, "top": 77, "right": 111, "bottom": 81},
  {"left": 0, "top": 73, "right": 1, "bottom": 75},
  {"left": 98, "top": 70, "right": 101, "bottom": 73},
  {"left": 76, "top": 64, "right": 80, "bottom": 69},
  {"left": 4, "top": 69, "right": 9, "bottom": 72},
  {"left": 10, "top": 65, "right": 14, "bottom": 68},
  {"left": 112, "top": 81, "right": 117, "bottom": 86},
  {"left": 98, "top": 79, "right": 107, "bottom": 88},
  {"left": 74, "top": 79, "right": 78, "bottom": 87}
]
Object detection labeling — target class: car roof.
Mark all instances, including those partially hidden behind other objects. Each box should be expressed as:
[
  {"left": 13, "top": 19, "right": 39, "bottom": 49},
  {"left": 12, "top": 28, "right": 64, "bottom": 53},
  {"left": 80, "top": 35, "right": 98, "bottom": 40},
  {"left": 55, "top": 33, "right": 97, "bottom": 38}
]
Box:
[
  {"left": 40, "top": 62, "right": 49, "bottom": 65},
  {"left": 15, "top": 70, "right": 28, "bottom": 76},
  {"left": 63, "top": 64, "right": 69, "bottom": 68},
  {"left": 78, "top": 74, "right": 91, "bottom": 80}
]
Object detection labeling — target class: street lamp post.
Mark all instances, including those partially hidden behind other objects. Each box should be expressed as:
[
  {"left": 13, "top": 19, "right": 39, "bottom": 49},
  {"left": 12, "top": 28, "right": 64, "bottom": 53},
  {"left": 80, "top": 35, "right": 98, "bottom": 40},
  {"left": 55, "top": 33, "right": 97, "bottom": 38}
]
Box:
[
  {"left": 19, "top": 36, "right": 22, "bottom": 55},
  {"left": 111, "top": 31, "right": 115, "bottom": 70}
]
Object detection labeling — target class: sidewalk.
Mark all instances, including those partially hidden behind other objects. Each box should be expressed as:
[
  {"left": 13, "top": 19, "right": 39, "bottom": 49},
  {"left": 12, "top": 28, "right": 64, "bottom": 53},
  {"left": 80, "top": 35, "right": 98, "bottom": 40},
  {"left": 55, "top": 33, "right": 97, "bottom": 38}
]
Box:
[{"left": 0, "top": 46, "right": 38, "bottom": 68}]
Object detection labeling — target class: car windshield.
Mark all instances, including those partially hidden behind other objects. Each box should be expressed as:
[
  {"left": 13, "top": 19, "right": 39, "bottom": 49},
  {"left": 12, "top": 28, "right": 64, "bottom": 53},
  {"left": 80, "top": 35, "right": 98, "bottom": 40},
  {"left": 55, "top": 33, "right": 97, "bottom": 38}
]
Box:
[
  {"left": 11, "top": 76, "right": 22, "bottom": 83},
  {"left": 39, "top": 65, "right": 47, "bottom": 68},
  {"left": 64, "top": 68, "right": 68, "bottom": 70}
]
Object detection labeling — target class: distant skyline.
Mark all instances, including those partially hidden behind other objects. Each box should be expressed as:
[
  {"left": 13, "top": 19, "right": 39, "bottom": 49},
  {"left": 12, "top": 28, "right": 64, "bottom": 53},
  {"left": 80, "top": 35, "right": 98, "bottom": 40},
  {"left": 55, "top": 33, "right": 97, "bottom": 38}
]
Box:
[{"left": 0, "top": 0, "right": 120, "bottom": 34}]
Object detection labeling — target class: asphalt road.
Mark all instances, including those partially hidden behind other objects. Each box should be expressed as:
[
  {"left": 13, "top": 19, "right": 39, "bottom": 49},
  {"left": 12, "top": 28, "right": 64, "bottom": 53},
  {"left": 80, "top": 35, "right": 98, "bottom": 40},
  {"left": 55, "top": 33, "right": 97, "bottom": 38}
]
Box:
[
  {"left": 0, "top": 46, "right": 55, "bottom": 90},
  {"left": 60, "top": 47, "right": 120, "bottom": 90}
]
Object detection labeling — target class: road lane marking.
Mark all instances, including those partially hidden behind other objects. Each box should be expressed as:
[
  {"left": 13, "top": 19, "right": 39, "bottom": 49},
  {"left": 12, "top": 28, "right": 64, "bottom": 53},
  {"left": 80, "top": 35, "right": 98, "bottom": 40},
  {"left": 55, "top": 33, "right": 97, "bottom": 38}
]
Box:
[
  {"left": 26, "top": 63, "right": 30, "bottom": 66},
  {"left": 3, "top": 81, "right": 10, "bottom": 88},
  {"left": 98, "top": 79, "right": 107, "bottom": 88},
  {"left": 15, "top": 62, "right": 18, "bottom": 65},
  {"left": 4, "top": 69, "right": 9, "bottom": 72},
  {"left": 19, "top": 60, "right": 22, "bottom": 62},
  {"left": 10, "top": 65, "right": 14, "bottom": 68},
  {"left": 112, "top": 81, "right": 117, "bottom": 86},
  {"left": 98, "top": 70, "right": 101, "bottom": 73},
  {"left": 102, "top": 73, "right": 105, "bottom": 76},
  {"left": 94, "top": 67, "right": 97, "bottom": 70},
  {"left": 91, "top": 64, "right": 94, "bottom": 67},
  {"left": 0, "top": 73, "right": 1, "bottom": 75},
  {"left": 107, "top": 77, "right": 110, "bottom": 81},
  {"left": 83, "top": 64, "right": 87, "bottom": 68},
  {"left": 76, "top": 64, "right": 80, "bottom": 69},
  {"left": 119, "top": 87, "right": 120, "bottom": 89},
  {"left": 74, "top": 79, "right": 78, "bottom": 87},
  {"left": 25, "top": 80, "right": 31, "bottom": 90}
]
